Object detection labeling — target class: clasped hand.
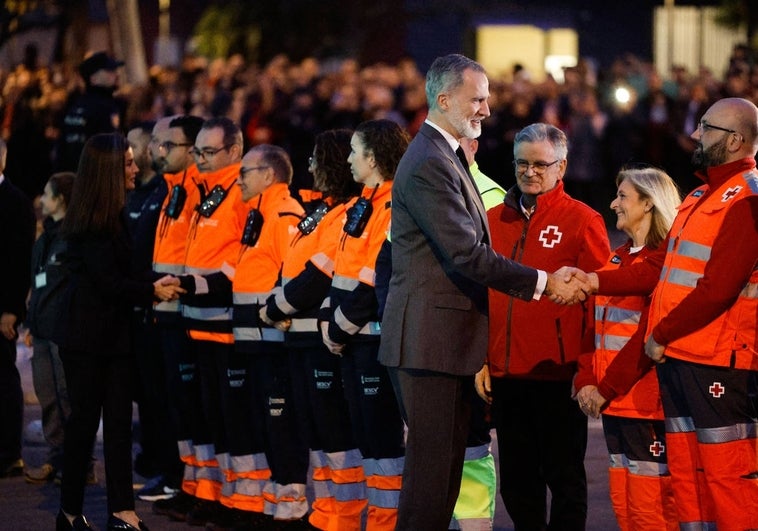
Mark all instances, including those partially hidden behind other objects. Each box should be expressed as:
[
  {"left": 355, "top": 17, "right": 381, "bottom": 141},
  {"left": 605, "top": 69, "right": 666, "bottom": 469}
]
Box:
[
  {"left": 258, "top": 306, "right": 291, "bottom": 332},
  {"left": 546, "top": 267, "right": 599, "bottom": 305},
  {"left": 575, "top": 385, "right": 606, "bottom": 419},
  {"left": 153, "top": 275, "right": 186, "bottom": 302}
]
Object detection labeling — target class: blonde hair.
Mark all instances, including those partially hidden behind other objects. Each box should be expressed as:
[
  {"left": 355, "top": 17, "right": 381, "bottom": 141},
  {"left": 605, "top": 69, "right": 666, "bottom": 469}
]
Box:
[{"left": 615, "top": 167, "right": 681, "bottom": 248}]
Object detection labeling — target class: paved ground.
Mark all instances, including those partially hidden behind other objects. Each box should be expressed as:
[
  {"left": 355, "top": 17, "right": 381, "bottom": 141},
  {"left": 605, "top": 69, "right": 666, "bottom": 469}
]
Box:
[{"left": 1, "top": 340, "right": 618, "bottom": 531}]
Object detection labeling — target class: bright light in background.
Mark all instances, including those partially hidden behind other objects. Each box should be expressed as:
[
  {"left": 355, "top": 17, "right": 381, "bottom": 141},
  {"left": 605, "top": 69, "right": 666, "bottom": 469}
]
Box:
[
  {"left": 544, "top": 55, "right": 577, "bottom": 83},
  {"left": 614, "top": 86, "right": 631, "bottom": 104}
]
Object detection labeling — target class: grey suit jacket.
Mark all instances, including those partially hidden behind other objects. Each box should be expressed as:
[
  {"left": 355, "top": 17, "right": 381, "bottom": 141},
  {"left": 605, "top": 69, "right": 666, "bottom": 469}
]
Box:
[{"left": 378, "top": 123, "right": 538, "bottom": 375}]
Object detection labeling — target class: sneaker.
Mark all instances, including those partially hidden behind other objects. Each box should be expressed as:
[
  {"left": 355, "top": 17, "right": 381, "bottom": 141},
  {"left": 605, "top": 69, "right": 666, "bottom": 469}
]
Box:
[
  {"left": 137, "top": 475, "right": 180, "bottom": 501},
  {"left": 25, "top": 463, "right": 57, "bottom": 484},
  {"left": 0, "top": 458, "right": 24, "bottom": 478}
]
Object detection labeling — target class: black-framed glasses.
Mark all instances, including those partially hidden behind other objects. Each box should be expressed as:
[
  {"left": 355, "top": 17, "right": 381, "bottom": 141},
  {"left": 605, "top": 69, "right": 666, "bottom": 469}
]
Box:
[
  {"left": 190, "top": 144, "right": 233, "bottom": 159},
  {"left": 697, "top": 120, "right": 736, "bottom": 135},
  {"left": 513, "top": 159, "right": 561, "bottom": 174},
  {"left": 157, "top": 141, "right": 193, "bottom": 153},
  {"left": 239, "top": 166, "right": 269, "bottom": 178}
]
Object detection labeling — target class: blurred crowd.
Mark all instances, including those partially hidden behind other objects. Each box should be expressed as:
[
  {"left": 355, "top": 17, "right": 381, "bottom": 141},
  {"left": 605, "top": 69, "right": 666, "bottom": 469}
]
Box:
[{"left": 2, "top": 42, "right": 758, "bottom": 213}]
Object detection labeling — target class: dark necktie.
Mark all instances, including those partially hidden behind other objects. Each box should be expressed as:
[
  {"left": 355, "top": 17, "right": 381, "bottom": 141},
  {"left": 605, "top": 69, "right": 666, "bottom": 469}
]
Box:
[{"left": 455, "top": 146, "right": 472, "bottom": 177}]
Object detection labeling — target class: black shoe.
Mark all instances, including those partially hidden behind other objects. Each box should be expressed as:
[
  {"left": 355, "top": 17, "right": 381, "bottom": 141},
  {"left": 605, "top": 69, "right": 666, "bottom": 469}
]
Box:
[
  {"left": 0, "top": 458, "right": 24, "bottom": 478},
  {"left": 152, "top": 490, "right": 196, "bottom": 520},
  {"left": 107, "top": 514, "right": 150, "bottom": 531},
  {"left": 228, "top": 510, "right": 275, "bottom": 531},
  {"left": 56, "top": 509, "right": 93, "bottom": 531},
  {"left": 186, "top": 500, "right": 224, "bottom": 527}
]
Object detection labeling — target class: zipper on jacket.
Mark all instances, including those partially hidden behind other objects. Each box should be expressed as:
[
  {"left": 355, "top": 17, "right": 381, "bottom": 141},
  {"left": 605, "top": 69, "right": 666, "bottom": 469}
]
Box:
[{"left": 505, "top": 219, "right": 530, "bottom": 374}]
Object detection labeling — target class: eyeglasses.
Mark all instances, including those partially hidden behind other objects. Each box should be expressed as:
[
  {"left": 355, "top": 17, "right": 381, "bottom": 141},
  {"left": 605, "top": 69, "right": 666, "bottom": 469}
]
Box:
[
  {"left": 697, "top": 120, "right": 737, "bottom": 135},
  {"left": 157, "top": 141, "right": 193, "bottom": 153},
  {"left": 239, "top": 166, "right": 269, "bottom": 178},
  {"left": 190, "top": 144, "right": 233, "bottom": 159},
  {"left": 513, "top": 159, "right": 561, "bottom": 174}
]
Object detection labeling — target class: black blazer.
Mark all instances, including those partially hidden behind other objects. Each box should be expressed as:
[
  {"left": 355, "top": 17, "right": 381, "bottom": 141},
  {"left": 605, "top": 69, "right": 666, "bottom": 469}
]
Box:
[
  {"left": 0, "top": 177, "right": 35, "bottom": 322},
  {"left": 56, "top": 220, "right": 154, "bottom": 356},
  {"left": 378, "top": 123, "right": 538, "bottom": 375}
]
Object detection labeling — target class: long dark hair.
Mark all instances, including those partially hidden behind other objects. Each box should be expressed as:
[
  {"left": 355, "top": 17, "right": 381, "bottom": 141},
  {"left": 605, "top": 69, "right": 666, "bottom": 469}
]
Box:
[
  {"left": 313, "top": 129, "right": 362, "bottom": 203},
  {"left": 62, "top": 133, "right": 128, "bottom": 236},
  {"left": 354, "top": 119, "right": 410, "bottom": 181}
]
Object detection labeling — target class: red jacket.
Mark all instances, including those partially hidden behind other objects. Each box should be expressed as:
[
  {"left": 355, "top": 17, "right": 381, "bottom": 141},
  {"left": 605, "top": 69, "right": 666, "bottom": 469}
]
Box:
[{"left": 487, "top": 181, "right": 609, "bottom": 379}]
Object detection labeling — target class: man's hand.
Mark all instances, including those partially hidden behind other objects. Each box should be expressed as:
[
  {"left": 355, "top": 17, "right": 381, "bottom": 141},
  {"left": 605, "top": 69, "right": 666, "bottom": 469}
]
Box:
[
  {"left": 153, "top": 278, "right": 185, "bottom": 302},
  {"left": 320, "top": 321, "right": 344, "bottom": 356},
  {"left": 0, "top": 312, "right": 18, "bottom": 341},
  {"left": 259, "top": 306, "right": 291, "bottom": 332},
  {"left": 474, "top": 364, "right": 492, "bottom": 404},
  {"left": 546, "top": 269, "right": 590, "bottom": 305},
  {"left": 645, "top": 335, "right": 666, "bottom": 363}
]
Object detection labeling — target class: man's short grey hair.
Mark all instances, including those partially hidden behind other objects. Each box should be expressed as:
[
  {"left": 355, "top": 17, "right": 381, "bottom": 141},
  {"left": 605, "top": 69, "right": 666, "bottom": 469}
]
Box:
[
  {"left": 425, "top": 54, "right": 486, "bottom": 111},
  {"left": 514, "top": 123, "right": 569, "bottom": 160}
]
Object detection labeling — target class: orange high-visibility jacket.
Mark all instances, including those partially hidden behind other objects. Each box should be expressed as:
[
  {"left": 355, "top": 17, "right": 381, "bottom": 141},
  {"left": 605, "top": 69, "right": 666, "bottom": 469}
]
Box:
[
  {"left": 152, "top": 164, "right": 201, "bottom": 322},
  {"left": 181, "top": 163, "right": 247, "bottom": 344},
  {"left": 647, "top": 170, "right": 758, "bottom": 370},
  {"left": 232, "top": 182, "right": 303, "bottom": 353}
]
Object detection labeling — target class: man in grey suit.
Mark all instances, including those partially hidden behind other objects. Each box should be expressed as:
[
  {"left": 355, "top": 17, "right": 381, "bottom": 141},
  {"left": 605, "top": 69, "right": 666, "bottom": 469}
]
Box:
[{"left": 378, "top": 54, "right": 583, "bottom": 530}]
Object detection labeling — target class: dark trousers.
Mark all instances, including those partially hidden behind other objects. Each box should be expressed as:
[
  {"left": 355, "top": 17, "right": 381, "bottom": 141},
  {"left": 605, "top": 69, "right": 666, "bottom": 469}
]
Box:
[
  {"left": 491, "top": 378, "right": 588, "bottom": 531},
  {"left": 195, "top": 341, "right": 231, "bottom": 458},
  {"left": 0, "top": 335, "right": 22, "bottom": 465},
  {"left": 59, "top": 349, "right": 134, "bottom": 514},
  {"left": 289, "top": 341, "right": 355, "bottom": 453},
  {"left": 389, "top": 367, "right": 472, "bottom": 531},
  {"left": 341, "top": 341, "right": 404, "bottom": 460},
  {"left": 253, "top": 343, "right": 309, "bottom": 485},
  {"left": 161, "top": 325, "right": 207, "bottom": 450},
  {"left": 31, "top": 338, "right": 70, "bottom": 468},
  {"left": 133, "top": 310, "right": 181, "bottom": 481}
]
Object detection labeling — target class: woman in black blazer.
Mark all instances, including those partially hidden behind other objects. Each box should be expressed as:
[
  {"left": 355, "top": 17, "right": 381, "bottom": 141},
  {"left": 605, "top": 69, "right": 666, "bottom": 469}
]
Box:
[{"left": 55, "top": 134, "right": 181, "bottom": 531}]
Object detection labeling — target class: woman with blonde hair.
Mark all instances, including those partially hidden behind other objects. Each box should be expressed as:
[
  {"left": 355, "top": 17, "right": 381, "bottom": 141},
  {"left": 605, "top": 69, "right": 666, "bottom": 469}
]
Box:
[{"left": 575, "top": 166, "right": 681, "bottom": 531}]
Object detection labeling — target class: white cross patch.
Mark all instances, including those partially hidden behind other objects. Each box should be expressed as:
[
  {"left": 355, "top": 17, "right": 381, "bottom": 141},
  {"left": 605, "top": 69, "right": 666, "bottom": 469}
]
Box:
[
  {"left": 539, "top": 225, "right": 563, "bottom": 248},
  {"left": 709, "top": 381, "right": 725, "bottom": 398},
  {"left": 721, "top": 186, "right": 742, "bottom": 202}
]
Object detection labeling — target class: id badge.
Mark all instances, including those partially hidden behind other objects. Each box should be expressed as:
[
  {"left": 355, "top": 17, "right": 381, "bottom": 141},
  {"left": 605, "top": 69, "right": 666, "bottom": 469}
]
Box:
[{"left": 35, "top": 272, "right": 47, "bottom": 288}]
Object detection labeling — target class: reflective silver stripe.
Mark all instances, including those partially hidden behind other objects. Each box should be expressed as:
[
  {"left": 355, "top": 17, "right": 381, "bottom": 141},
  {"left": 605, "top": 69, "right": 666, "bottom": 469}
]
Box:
[
  {"left": 594, "top": 305, "right": 605, "bottom": 322},
  {"left": 155, "top": 299, "right": 180, "bottom": 313},
  {"left": 464, "top": 443, "right": 491, "bottom": 461},
  {"left": 675, "top": 240, "right": 712, "bottom": 261},
  {"left": 182, "top": 305, "right": 232, "bottom": 321},
  {"left": 362, "top": 456, "right": 405, "bottom": 478},
  {"left": 312, "top": 478, "right": 331, "bottom": 498},
  {"left": 332, "top": 480, "right": 368, "bottom": 502},
  {"left": 281, "top": 277, "right": 293, "bottom": 287},
  {"left": 628, "top": 459, "right": 669, "bottom": 477},
  {"left": 311, "top": 252, "right": 334, "bottom": 274},
  {"left": 195, "top": 443, "right": 216, "bottom": 462},
  {"left": 288, "top": 318, "right": 318, "bottom": 332},
  {"left": 230, "top": 452, "right": 269, "bottom": 473},
  {"left": 234, "top": 327, "right": 284, "bottom": 342},
  {"left": 666, "top": 268, "right": 702, "bottom": 288},
  {"left": 680, "top": 522, "right": 717, "bottom": 531},
  {"left": 186, "top": 266, "right": 223, "bottom": 276},
  {"left": 310, "top": 449, "right": 326, "bottom": 469},
  {"left": 367, "top": 486, "right": 400, "bottom": 509},
  {"left": 334, "top": 307, "right": 381, "bottom": 336},
  {"left": 274, "top": 287, "right": 298, "bottom": 315},
  {"left": 194, "top": 274, "right": 209, "bottom": 294},
  {"left": 195, "top": 466, "right": 221, "bottom": 482},
  {"left": 697, "top": 422, "right": 757, "bottom": 444},
  {"left": 603, "top": 307, "right": 641, "bottom": 325},
  {"left": 744, "top": 171, "right": 758, "bottom": 193},
  {"left": 269, "top": 483, "right": 307, "bottom": 520},
  {"left": 665, "top": 416, "right": 695, "bottom": 433},
  {"left": 358, "top": 265, "right": 375, "bottom": 286},
  {"left": 216, "top": 452, "right": 230, "bottom": 471},
  {"left": 177, "top": 440, "right": 193, "bottom": 459},
  {"left": 740, "top": 281, "right": 758, "bottom": 299},
  {"left": 233, "top": 292, "right": 268, "bottom": 305},
  {"left": 183, "top": 466, "right": 195, "bottom": 482},
  {"left": 667, "top": 238, "right": 676, "bottom": 253},
  {"left": 154, "top": 262, "right": 184, "bottom": 275},
  {"left": 596, "top": 334, "right": 630, "bottom": 352},
  {"left": 608, "top": 453, "right": 627, "bottom": 468},
  {"left": 333, "top": 274, "right": 359, "bottom": 291},
  {"left": 326, "top": 448, "right": 364, "bottom": 470},
  {"left": 659, "top": 265, "right": 668, "bottom": 281},
  {"left": 234, "top": 477, "right": 264, "bottom": 496}
]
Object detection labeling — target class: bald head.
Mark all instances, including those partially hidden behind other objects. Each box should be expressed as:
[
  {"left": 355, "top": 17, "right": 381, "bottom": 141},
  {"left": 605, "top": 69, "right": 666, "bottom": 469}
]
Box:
[{"left": 707, "top": 98, "right": 758, "bottom": 156}]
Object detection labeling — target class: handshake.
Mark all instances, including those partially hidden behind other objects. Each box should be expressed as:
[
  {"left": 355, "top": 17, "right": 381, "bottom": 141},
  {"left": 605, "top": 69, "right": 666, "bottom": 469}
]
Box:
[
  {"left": 153, "top": 275, "right": 186, "bottom": 302},
  {"left": 544, "top": 267, "right": 599, "bottom": 305}
]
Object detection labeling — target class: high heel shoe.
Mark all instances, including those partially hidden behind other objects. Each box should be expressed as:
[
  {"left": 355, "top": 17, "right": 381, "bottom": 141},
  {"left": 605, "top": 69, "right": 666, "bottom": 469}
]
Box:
[
  {"left": 56, "top": 509, "right": 93, "bottom": 531},
  {"left": 106, "top": 514, "right": 150, "bottom": 531}
]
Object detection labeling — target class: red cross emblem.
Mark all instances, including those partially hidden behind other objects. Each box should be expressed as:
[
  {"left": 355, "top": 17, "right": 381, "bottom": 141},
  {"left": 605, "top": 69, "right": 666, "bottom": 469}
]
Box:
[
  {"left": 539, "top": 225, "right": 563, "bottom": 248},
  {"left": 721, "top": 186, "right": 742, "bottom": 202},
  {"left": 649, "top": 440, "right": 665, "bottom": 457},
  {"left": 709, "top": 381, "right": 725, "bottom": 398}
]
